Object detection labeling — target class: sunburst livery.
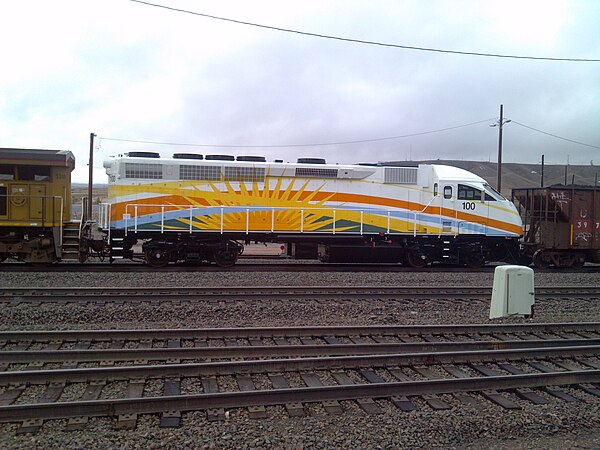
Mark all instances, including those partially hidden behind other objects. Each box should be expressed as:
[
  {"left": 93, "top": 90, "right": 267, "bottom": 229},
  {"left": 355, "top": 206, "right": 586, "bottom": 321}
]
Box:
[{"left": 102, "top": 153, "right": 522, "bottom": 267}]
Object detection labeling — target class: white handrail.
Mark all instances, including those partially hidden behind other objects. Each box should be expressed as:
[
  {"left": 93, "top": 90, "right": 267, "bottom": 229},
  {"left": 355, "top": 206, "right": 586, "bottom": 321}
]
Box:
[
  {"left": 120, "top": 203, "right": 411, "bottom": 235},
  {"left": 411, "top": 195, "right": 440, "bottom": 237}
]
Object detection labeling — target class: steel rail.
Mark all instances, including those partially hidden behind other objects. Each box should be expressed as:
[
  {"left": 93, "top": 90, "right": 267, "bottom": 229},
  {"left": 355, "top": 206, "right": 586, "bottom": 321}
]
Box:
[
  {"left": 1, "top": 345, "right": 598, "bottom": 385},
  {"left": 0, "top": 370, "right": 598, "bottom": 423},
  {"left": 1, "top": 322, "right": 599, "bottom": 342},
  {"left": 2, "top": 338, "right": 599, "bottom": 364},
  {"left": 2, "top": 262, "right": 599, "bottom": 274},
  {"left": 1, "top": 285, "right": 599, "bottom": 302},
  {"left": 0, "top": 286, "right": 600, "bottom": 304}
]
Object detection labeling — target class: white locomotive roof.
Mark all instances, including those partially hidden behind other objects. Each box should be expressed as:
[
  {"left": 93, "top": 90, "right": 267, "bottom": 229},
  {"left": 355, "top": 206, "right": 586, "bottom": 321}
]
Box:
[{"left": 431, "top": 164, "right": 485, "bottom": 183}]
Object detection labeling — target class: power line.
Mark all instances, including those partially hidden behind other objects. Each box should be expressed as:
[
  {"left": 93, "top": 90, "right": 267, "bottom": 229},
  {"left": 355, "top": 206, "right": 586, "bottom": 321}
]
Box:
[
  {"left": 511, "top": 120, "right": 600, "bottom": 149},
  {"left": 99, "top": 118, "right": 494, "bottom": 148},
  {"left": 129, "top": 0, "right": 600, "bottom": 62}
]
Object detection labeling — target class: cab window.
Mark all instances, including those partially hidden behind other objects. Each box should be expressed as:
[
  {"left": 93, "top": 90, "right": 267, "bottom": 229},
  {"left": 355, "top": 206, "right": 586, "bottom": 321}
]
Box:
[
  {"left": 443, "top": 186, "right": 452, "bottom": 199},
  {"left": 433, "top": 183, "right": 438, "bottom": 196},
  {"left": 0, "top": 165, "right": 15, "bottom": 180},
  {"left": 0, "top": 186, "right": 6, "bottom": 215},
  {"left": 18, "top": 166, "right": 51, "bottom": 181},
  {"left": 483, "top": 183, "right": 503, "bottom": 201},
  {"left": 458, "top": 184, "right": 483, "bottom": 201}
]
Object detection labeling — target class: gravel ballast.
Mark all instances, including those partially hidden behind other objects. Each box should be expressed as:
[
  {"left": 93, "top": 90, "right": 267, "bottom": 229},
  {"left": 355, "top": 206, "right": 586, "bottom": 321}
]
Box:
[{"left": 0, "top": 269, "right": 599, "bottom": 449}]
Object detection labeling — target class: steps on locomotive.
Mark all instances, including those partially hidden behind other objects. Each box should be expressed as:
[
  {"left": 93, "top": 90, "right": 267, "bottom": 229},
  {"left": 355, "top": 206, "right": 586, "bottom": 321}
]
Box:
[
  {"left": 108, "top": 236, "right": 130, "bottom": 260},
  {"left": 441, "top": 239, "right": 459, "bottom": 264},
  {"left": 60, "top": 221, "right": 82, "bottom": 261}
]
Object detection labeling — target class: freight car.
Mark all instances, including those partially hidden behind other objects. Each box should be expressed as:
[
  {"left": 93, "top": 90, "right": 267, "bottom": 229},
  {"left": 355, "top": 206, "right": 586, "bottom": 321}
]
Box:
[
  {"left": 101, "top": 152, "right": 523, "bottom": 267},
  {"left": 512, "top": 185, "right": 600, "bottom": 268}
]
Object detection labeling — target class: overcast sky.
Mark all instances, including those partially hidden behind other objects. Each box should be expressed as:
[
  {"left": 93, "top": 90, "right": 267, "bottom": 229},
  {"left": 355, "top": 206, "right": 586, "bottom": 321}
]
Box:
[{"left": 1, "top": 0, "right": 599, "bottom": 182}]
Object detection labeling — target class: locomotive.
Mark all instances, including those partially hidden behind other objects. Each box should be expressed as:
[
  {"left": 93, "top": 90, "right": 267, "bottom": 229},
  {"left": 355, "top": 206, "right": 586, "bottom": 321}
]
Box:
[
  {"left": 101, "top": 151, "right": 522, "bottom": 267},
  {"left": 3, "top": 147, "right": 595, "bottom": 268}
]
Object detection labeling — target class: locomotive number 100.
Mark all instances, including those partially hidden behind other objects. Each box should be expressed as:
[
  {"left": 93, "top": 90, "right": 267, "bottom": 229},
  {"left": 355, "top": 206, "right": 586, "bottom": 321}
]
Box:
[{"left": 462, "top": 202, "right": 476, "bottom": 211}]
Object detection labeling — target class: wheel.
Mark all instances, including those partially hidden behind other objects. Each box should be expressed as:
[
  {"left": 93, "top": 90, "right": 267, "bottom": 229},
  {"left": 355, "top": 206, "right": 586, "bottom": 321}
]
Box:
[
  {"left": 145, "top": 247, "right": 172, "bottom": 267},
  {"left": 571, "top": 253, "right": 586, "bottom": 269},
  {"left": 403, "top": 249, "right": 428, "bottom": 268},
  {"left": 532, "top": 250, "right": 549, "bottom": 269},
  {"left": 214, "top": 248, "right": 238, "bottom": 268},
  {"left": 462, "top": 253, "right": 485, "bottom": 269}
]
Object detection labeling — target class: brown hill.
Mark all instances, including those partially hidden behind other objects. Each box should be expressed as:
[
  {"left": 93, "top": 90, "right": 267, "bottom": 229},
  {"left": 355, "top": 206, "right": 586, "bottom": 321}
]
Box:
[{"left": 390, "top": 160, "right": 600, "bottom": 197}]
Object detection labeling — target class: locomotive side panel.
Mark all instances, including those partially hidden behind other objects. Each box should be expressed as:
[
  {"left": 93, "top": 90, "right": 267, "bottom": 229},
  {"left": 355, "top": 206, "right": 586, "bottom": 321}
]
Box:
[{"left": 104, "top": 158, "right": 522, "bottom": 239}]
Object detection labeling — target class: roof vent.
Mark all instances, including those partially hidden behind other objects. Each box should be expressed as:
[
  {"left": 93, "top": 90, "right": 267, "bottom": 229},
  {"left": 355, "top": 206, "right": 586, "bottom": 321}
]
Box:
[
  {"left": 297, "top": 158, "right": 326, "bottom": 164},
  {"left": 173, "top": 153, "right": 203, "bottom": 160},
  {"left": 125, "top": 151, "right": 160, "bottom": 158},
  {"left": 237, "top": 156, "right": 266, "bottom": 162},
  {"left": 205, "top": 154, "right": 235, "bottom": 161},
  {"left": 274, "top": 159, "right": 284, "bottom": 163}
]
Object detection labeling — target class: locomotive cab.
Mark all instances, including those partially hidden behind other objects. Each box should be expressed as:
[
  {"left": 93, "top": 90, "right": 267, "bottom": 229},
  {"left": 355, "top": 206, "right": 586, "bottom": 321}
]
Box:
[
  {"left": 0, "top": 148, "right": 76, "bottom": 263},
  {"left": 423, "top": 165, "right": 522, "bottom": 266}
]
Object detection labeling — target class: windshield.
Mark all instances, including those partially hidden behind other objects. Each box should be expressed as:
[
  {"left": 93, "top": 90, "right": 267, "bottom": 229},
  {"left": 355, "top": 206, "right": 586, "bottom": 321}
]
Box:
[{"left": 483, "top": 183, "right": 506, "bottom": 201}]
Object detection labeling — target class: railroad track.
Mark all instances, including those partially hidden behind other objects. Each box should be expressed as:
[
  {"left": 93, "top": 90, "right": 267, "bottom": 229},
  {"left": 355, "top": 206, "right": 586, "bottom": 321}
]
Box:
[
  {"left": 1, "top": 261, "right": 599, "bottom": 273},
  {"left": 1, "top": 323, "right": 599, "bottom": 432},
  {"left": 1, "top": 285, "right": 598, "bottom": 305}
]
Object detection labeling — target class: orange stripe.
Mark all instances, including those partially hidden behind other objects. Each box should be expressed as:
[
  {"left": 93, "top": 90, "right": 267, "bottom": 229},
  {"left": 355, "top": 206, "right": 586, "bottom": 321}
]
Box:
[{"left": 110, "top": 189, "right": 522, "bottom": 235}]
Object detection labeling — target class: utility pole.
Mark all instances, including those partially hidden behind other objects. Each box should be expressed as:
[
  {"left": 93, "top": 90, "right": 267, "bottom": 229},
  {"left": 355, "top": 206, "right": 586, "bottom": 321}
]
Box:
[
  {"left": 87, "top": 132, "right": 96, "bottom": 222},
  {"left": 491, "top": 105, "right": 511, "bottom": 194},
  {"left": 497, "top": 105, "right": 504, "bottom": 192},
  {"left": 540, "top": 154, "right": 544, "bottom": 188}
]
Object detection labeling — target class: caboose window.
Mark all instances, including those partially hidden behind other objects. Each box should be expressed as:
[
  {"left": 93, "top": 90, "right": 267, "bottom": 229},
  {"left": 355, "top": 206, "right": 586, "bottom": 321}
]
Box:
[
  {"left": 458, "top": 184, "right": 483, "bottom": 200},
  {"left": 18, "top": 166, "right": 51, "bottom": 181},
  {"left": 0, "top": 165, "right": 15, "bottom": 180},
  {"left": 125, "top": 163, "right": 163, "bottom": 179}
]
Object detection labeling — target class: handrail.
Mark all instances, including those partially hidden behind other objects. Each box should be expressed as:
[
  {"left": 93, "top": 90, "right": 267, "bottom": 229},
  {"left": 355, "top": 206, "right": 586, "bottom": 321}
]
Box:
[
  {"left": 0, "top": 193, "right": 65, "bottom": 245},
  {"left": 120, "top": 203, "right": 400, "bottom": 236},
  {"left": 410, "top": 195, "right": 440, "bottom": 237}
]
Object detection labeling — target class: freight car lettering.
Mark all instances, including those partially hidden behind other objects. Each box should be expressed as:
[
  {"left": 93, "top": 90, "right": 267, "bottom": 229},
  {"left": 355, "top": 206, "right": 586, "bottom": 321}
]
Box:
[
  {"left": 575, "top": 232, "right": 592, "bottom": 242},
  {"left": 462, "top": 202, "right": 476, "bottom": 211},
  {"left": 576, "top": 221, "right": 589, "bottom": 229},
  {"left": 580, "top": 209, "right": 588, "bottom": 218},
  {"left": 550, "top": 191, "right": 570, "bottom": 203}
]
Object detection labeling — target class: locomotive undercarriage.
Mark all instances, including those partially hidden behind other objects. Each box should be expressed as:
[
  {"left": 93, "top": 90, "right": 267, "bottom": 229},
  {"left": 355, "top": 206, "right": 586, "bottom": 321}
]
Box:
[
  {"left": 318, "top": 235, "right": 519, "bottom": 268},
  {"left": 108, "top": 233, "right": 245, "bottom": 268},
  {"left": 142, "top": 237, "right": 243, "bottom": 268},
  {"left": 106, "top": 231, "right": 520, "bottom": 268},
  {"left": 0, "top": 228, "right": 56, "bottom": 263}
]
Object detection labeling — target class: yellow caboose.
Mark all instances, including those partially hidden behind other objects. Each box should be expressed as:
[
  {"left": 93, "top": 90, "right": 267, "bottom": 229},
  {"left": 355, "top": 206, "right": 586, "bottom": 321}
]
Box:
[{"left": 0, "top": 148, "right": 76, "bottom": 263}]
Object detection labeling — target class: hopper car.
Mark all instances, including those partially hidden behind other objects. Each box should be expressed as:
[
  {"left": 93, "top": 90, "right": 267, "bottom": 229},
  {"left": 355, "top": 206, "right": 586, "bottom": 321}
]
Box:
[{"left": 512, "top": 186, "right": 600, "bottom": 268}]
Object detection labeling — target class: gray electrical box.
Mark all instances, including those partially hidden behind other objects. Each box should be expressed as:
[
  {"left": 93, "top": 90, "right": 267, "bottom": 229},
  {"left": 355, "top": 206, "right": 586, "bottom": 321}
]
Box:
[{"left": 489, "top": 265, "right": 535, "bottom": 319}]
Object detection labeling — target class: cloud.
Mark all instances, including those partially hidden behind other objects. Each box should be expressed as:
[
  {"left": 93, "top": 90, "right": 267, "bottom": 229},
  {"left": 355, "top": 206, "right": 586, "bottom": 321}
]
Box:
[{"left": 1, "top": 0, "right": 598, "bottom": 182}]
